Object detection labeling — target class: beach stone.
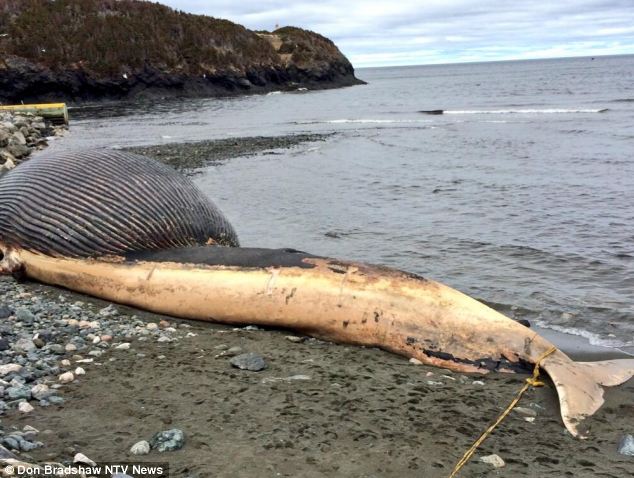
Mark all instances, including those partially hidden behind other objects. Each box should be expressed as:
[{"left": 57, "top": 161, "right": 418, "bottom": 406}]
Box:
[
  {"left": 0, "top": 337, "right": 10, "bottom": 351},
  {"left": 480, "top": 454, "right": 505, "bottom": 468},
  {"left": 8, "top": 142, "right": 30, "bottom": 159},
  {"left": 75, "top": 367, "right": 86, "bottom": 376},
  {"left": 48, "top": 344, "right": 65, "bottom": 355},
  {"left": 6, "top": 385, "right": 31, "bottom": 400},
  {"left": 48, "top": 395, "right": 65, "bottom": 405},
  {"left": 146, "top": 323, "right": 159, "bottom": 331},
  {"left": 99, "top": 304, "right": 118, "bottom": 317},
  {"left": 0, "top": 364, "right": 22, "bottom": 376},
  {"left": 58, "top": 372, "right": 74, "bottom": 383},
  {"left": 31, "top": 384, "right": 51, "bottom": 400},
  {"left": 617, "top": 434, "right": 634, "bottom": 456},
  {"left": 0, "top": 305, "right": 13, "bottom": 319},
  {"left": 65, "top": 343, "right": 77, "bottom": 352},
  {"left": 130, "top": 440, "right": 150, "bottom": 455},
  {"left": 115, "top": 343, "right": 131, "bottom": 350},
  {"left": 0, "top": 444, "right": 18, "bottom": 459},
  {"left": 2, "top": 436, "right": 20, "bottom": 451},
  {"left": 15, "top": 307, "right": 35, "bottom": 323},
  {"left": 12, "top": 130, "right": 26, "bottom": 145},
  {"left": 229, "top": 353, "right": 267, "bottom": 371},
  {"left": 409, "top": 358, "right": 423, "bottom": 365},
  {"left": 285, "top": 335, "right": 305, "bottom": 343},
  {"left": 74, "top": 452, "right": 97, "bottom": 466},
  {"left": 13, "top": 338, "right": 36, "bottom": 354},
  {"left": 18, "top": 401, "right": 34, "bottom": 413},
  {"left": 149, "top": 429, "right": 185, "bottom": 452}
]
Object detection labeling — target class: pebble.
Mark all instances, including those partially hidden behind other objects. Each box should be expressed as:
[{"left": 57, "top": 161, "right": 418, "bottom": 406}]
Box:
[
  {"left": 6, "top": 385, "right": 31, "bottom": 400},
  {"left": 149, "top": 429, "right": 185, "bottom": 452},
  {"left": 60, "top": 359, "right": 71, "bottom": 367},
  {"left": 0, "top": 305, "right": 13, "bottom": 319},
  {"left": 73, "top": 452, "right": 97, "bottom": 466},
  {"left": 409, "top": 358, "right": 423, "bottom": 365},
  {"left": 480, "top": 454, "right": 505, "bottom": 468},
  {"left": 18, "top": 401, "right": 34, "bottom": 413},
  {"left": 30, "top": 384, "right": 50, "bottom": 400},
  {"left": 58, "top": 372, "right": 74, "bottom": 383},
  {"left": 617, "top": 434, "right": 634, "bottom": 456},
  {"left": 115, "top": 343, "right": 131, "bottom": 350},
  {"left": 229, "top": 353, "right": 267, "bottom": 371},
  {"left": 13, "top": 337, "right": 36, "bottom": 354},
  {"left": 75, "top": 367, "right": 86, "bottom": 376},
  {"left": 285, "top": 335, "right": 305, "bottom": 343},
  {"left": 146, "top": 323, "right": 159, "bottom": 331},
  {"left": 65, "top": 343, "right": 77, "bottom": 352},
  {"left": 15, "top": 308, "right": 36, "bottom": 324},
  {"left": 130, "top": 440, "right": 150, "bottom": 455}
]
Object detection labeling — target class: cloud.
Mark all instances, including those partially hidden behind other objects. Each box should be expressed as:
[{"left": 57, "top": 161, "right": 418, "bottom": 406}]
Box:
[{"left": 157, "top": 0, "right": 634, "bottom": 67}]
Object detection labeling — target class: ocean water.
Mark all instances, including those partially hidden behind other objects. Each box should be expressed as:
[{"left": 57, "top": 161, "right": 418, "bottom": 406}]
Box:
[{"left": 50, "top": 55, "right": 634, "bottom": 351}]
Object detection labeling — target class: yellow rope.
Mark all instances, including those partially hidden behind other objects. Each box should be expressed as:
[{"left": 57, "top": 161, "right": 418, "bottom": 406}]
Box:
[{"left": 448, "top": 346, "right": 557, "bottom": 478}]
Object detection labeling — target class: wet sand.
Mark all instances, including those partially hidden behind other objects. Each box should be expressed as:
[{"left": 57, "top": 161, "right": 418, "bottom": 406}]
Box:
[{"left": 2, "top": 276, "right": 633, "bottom": 478}]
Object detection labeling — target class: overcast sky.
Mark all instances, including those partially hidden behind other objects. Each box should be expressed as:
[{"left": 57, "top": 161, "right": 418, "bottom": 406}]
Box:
[{"left": 158, "top": 1, "right": 634, "bottom": 68}]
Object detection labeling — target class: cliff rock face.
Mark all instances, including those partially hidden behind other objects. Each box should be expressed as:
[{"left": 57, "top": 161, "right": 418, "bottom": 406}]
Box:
[{"left": 0, "top": 0, "right": 364, "bottom": 103}]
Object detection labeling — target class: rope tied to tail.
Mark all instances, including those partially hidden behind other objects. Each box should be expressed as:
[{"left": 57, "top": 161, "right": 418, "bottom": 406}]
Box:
[{"left": 448, "top": 346, "right": 557, "bottom": 478}]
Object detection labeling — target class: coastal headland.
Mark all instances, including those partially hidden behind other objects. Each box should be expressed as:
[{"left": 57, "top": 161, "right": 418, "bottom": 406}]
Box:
[{"left": 0, "top": 0, "right": 364, "bottom": 104}]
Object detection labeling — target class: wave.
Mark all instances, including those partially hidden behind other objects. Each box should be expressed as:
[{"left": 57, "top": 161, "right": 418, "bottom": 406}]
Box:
[
  {"left": 534, "top": 320, "right": 634, "bottom": 350},
  {"left": 266, "top": 91, "right": 282, "bottom": 96},
  {"left": 294, "top": 119, "right": 433, "bottom": 125},
  {"left": 608, "top": 98, "right": 634, "bottom": 103},
  {"left": 438, "top": 108, "right": 608, "bottom": 115}
]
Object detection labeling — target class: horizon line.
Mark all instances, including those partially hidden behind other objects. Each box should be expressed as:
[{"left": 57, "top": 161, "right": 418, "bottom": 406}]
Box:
[{"left": 354, "top": 52, "right": 634, "bottom": 70}]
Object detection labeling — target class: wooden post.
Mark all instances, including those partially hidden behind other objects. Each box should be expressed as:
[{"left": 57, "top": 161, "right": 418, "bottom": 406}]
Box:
[{"left": 0, "top": 103, "right": 69, "bottom": 124}]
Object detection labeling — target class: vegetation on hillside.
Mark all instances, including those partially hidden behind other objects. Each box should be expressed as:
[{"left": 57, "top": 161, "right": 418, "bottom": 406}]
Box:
[
  {"left": 0, "top": 0, "right": 280, "bottom": 75},
  {"left": 0, "top": 0, "right": 361, "bottom": 101}
]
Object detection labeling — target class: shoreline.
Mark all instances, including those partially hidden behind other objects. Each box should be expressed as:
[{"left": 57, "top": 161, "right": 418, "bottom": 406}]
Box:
[{"left": 1, "top": 135, "right": 633, "bottom": 476}]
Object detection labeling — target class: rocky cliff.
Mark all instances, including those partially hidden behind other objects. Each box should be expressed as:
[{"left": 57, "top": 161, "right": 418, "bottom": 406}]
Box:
[{"left": 0, "top": 0, "right": 364, "bottom": 103}]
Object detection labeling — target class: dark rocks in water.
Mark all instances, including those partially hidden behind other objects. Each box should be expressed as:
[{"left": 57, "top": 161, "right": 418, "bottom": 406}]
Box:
[
  {"left": 150, "top": 429, "right": 186, "bottom": 452},
  {"left": 618, "top": 434, "right": 634, "bottom": 456},
  {"left": 419, "top": 110, "right": 444, "bottom": 115},
  {"left": 516, "top": 319, "right": 531, "bottom": 328},
  {"left": 229, "top": 353, "right": 267, "bottom": 372}
]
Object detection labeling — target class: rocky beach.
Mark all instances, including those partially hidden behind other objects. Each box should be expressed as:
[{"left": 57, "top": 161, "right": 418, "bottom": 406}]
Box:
[
  {"left": 0, "top": 113, "right": 66, "bottom": 175},
  {"left": 0, "top": 120, "right": 633, "bottom": 477}
]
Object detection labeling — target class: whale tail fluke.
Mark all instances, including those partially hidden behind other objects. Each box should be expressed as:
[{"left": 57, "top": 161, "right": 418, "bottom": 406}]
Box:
[{"left": 544, "top": 357, "right": 634, "bottom": 438}]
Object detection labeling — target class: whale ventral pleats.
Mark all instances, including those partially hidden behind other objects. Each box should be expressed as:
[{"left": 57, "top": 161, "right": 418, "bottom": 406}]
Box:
[{"left": 0, "top": 149, "right": 239, "bottom": 257}]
